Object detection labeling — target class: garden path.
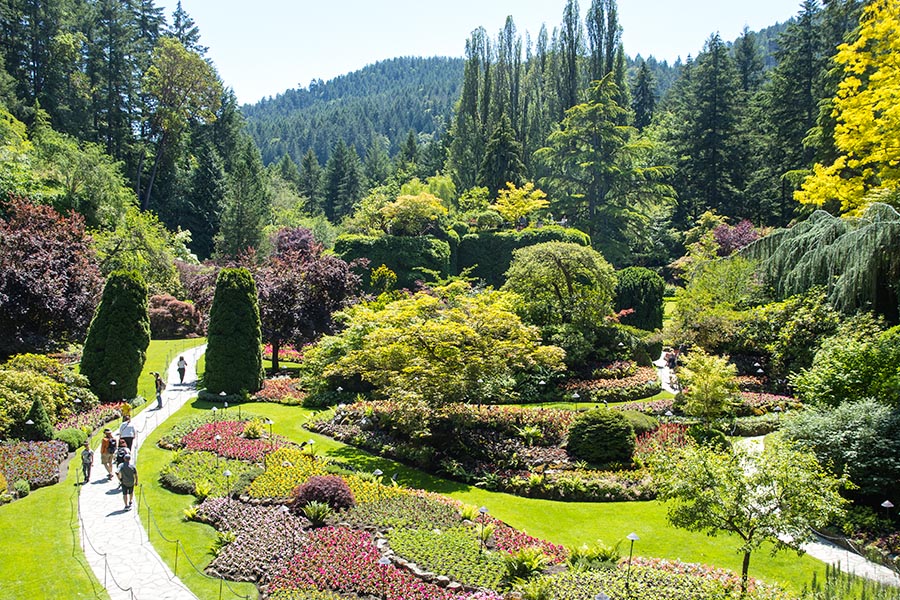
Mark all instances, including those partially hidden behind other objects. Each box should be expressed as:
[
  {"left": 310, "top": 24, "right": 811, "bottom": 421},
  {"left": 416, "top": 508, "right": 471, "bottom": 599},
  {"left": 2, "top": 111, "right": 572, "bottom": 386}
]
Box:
[
  {"left": 734, "top": 436, "right": 900, "bottom": 587},
  {"left": 653, "top": 352, "right": 679, "bottom": 394},
  {"left": 78, "top": 345, "right": 206, "bottom": 600}
]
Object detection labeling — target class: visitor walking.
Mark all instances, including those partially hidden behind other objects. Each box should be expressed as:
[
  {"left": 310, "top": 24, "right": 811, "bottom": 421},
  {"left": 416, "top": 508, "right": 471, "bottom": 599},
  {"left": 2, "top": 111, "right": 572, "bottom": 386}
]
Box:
[
  {"left": 80, "top": 440, "right": 93, "bottom": 484},
  {"left": 177, "top": 356, "right": 187, "bottom": 384},
  {"left": 120, "top": 401, "right": 132, "bottom": 421},
  {"left": 100, "top": 428, "right": 116, "bottom": 480},
  {"left": 114, "top": 440, "right": 130, "bottom": 486},
  {"left": 154, "top": 371, "right": 166, "bottom": 409},
  {"left": 119, "top": 415, "right": 136, "bottom": 449},
  {"left": 117, "top": 456, "right": 138, "bottom": 510}
]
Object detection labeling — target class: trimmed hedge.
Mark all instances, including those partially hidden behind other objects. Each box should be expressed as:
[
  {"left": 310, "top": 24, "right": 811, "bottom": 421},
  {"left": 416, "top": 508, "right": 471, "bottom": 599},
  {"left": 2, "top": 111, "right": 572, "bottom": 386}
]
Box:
[
  {"left": 615, "top": 266, "right": 665, "bottom": 331},
  {"left": 80, "top": 270, "right": 150, "bottom": 402},
  {"left": 566, "top": 408, "right": 636, "bottom": 466},
  {"left": 204, "top": 268, "right": 264, "bottom": 395},
  {"left": 457, "top": 226, "right": 590, "bottom": 287},
  {"left": 334, "top": 234, "right": 450, "bottom": 290},
  {"left": 53, "top": 427, "right": 88, "bottom": 451}
]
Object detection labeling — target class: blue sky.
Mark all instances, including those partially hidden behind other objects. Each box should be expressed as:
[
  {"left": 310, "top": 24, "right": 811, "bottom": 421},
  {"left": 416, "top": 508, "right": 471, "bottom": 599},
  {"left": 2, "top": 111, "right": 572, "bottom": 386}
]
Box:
[{"left": 158, "top": 0, "right": 801, "bottom": 104}]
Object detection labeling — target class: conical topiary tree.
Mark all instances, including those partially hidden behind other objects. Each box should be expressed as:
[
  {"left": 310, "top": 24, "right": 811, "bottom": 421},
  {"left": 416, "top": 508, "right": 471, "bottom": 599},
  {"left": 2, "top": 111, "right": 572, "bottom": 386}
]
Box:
[
  {"left": 80, "top": 270, "right": 150, "bottom": 402},
  {"left": 204, "top": 268, "right": 264, "bottom": 395},
  {"left": 21, "top": 397, "right": 53, "bottom": 441}
]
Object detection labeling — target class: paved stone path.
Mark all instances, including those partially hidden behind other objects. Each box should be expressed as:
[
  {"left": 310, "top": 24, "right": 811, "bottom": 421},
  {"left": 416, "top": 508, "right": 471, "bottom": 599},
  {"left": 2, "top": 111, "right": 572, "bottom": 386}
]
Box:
[
  {"left": 653, "top": 352, "right": 680, "bottom": 395},
  {"left": 79, "top": 345, "right": 205, "bottom": 600},
  {"left": 734, "top": 436, "right": 900, "bottom": 586}
]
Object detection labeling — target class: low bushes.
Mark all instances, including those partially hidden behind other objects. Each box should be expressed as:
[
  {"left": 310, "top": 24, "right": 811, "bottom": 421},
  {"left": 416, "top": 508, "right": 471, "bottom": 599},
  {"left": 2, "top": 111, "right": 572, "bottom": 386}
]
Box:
[
  {"left": 566, "top": 409, "right": 636, "bottom": 466},
  {"left": 387, "top": 527, "right": 506, "bottom": 589},
  {"left": 290, "top": 475, "right": 355, "bottom": 511},
  {"left": 53, "top": 427, "right": 87, "bottom": 451},
  {"left": 159, "top": 451, "right": 262, "bottom": 498}
]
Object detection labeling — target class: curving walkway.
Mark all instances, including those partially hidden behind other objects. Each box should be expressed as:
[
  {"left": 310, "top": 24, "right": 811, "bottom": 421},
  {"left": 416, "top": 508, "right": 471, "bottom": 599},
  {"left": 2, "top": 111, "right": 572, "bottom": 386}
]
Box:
[{"left": 78, "top": 345, "right": 206, "bottom": 600}]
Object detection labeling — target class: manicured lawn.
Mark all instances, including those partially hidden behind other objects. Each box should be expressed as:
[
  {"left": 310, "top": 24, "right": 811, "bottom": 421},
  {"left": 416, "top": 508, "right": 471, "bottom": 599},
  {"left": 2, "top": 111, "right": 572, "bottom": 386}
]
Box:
[{"left": 144, "top": 401, "right": 826, "bottom": 596}]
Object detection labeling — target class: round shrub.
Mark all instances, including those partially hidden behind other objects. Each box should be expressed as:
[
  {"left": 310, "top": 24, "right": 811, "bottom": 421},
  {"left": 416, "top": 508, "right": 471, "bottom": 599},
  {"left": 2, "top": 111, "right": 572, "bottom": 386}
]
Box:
[
  {"left": 54, "top": 427, "right": 88, "bottom": 451},
  {"left": 566, "top": 408, "right": 636, "bottom": 466},
  {"left": 290, "top": 475, "right": 355, "bottom": 511},
  {"left": 686, "top": 425, "right": 730, "bottom": 450},
  {"left": 13, "top": 478, "right": 30, "bottom": 498},
  {"left": 615, "top": 266, "right": 665, "bottom": 331},
  {"left": 619, "top": 410, "right": 659, "bottom": 436}
]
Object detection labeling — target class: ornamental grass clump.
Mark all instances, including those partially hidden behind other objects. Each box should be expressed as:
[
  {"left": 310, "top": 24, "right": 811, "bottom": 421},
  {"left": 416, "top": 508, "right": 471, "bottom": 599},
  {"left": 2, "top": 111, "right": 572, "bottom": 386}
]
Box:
[{"left": 291, "top": 475, "right": 355, "bottom": 512}]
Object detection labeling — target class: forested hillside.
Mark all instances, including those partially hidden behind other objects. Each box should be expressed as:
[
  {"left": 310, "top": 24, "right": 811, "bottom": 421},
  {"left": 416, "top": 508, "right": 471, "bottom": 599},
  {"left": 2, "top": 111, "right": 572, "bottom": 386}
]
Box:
[{"left": 243, "top": 57, "right": 465, "bottom": 166}]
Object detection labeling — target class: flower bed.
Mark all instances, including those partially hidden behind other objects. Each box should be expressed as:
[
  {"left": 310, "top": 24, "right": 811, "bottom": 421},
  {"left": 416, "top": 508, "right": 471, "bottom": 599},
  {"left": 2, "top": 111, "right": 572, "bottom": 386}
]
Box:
[
  {"left": 505, "top": 468, "right": 656, "bottom": 502},
  {"left": 194, "top": 497, "right": 308, "bottom": 582},
  {"left": 617, "top": 398, "right": 675, "bottom": 416},
  {"left": 564, "top": 367, "right": 661, "bottom": 403},
  {"left": 542, "top": 557, "right": 792, "bottom": 600},
  {"left": 0, "top": 441, "right": 68, "bottom": 489},
  {"left": 182, "top": 420, "right": 286, "bottom": 462},
  {"left": 159, "top": 451, "right": 263, "bottom": 498},
  {"left": 387, "top": 527, "right": 506, "bottom": 589},
  {"left": 735, "top": 392, "right": 801, "bottom": 416},
  {"left": 264, "top": 344, "right": 304, "bottom": 364},
  {"left": 335, "top": 493, "right": 461, "bottom": 531},
  {"left": 247, "top": 447, "right": 330, "bottom": 500},
  {"left": 252, "top": 377, "right": 307, "bottom": 405},
  {"left": 158, "top": 412, "right": 227, "bottom": 448},
  {"left": 267, "top": 527, "right": 481, "bottom": 600},
  {"left": 487, "top": 516, "right": 567, "bottom": 563},
  {"left": 55, "top": 403, "right": 125, "bottom": 432},
  {"left": 633, "top": 423, "right": 690, "bottom": 463}
]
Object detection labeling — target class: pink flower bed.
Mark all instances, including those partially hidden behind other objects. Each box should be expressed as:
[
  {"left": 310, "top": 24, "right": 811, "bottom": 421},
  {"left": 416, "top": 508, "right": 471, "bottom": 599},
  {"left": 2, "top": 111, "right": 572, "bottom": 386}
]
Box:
[
  {"left": 479, "top": 514, "right": 567, "bottom": 564},
  {"left": 263, "top": 344, "right": 304, "bottom": 363},
  {"left": 182, "top": 420, "right": 285, "bottom": 462},
  {"left": 618, "top": 398, "right": 675, "bottom": 415},
  {"left": 626, "top": 556, "right": 782, "bottom": 595},
  {"left": 267, "top": 527, "right": 477, "bottom": 599},
  {"left": 55, "top": 403, "right": 125, "bottom": 431},
  {"left": 252, "top": 378, "right": 307, "bottom": 404},
  {"left": 0, "top": 441, "right": 68, "bottom": 488},
  {"left": 633, "top": 423, "right": 690, "bottom": 463}
]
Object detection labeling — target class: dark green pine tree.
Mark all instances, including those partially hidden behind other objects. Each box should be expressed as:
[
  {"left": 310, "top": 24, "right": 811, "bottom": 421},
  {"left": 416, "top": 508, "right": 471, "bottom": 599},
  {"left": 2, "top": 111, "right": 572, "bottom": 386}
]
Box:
[
  {"left": 215, "top": 137, "right": 271, "bottom": 258},
  {"left": 364, "top": 136, "right": 391, "bottom": 188},
  {"left": 478, "top": 114, "right": 525, "bottom": 197},
  {"left": 80, "top": 270, "right": 151, "bottom": 402},
  {"left": 183, "top": 141, "right": 226, "bottom": 260},
  {"left": 733, "top": 27, "right": 764, "bottom": 93},
  {"left": 169, "top": 0, "right": 207, "bottom": 55},
  {"left": 276, "top": 154, "right": 301, "bottom": 191},
  {"left": 204, "top": 268, "right": 264, "bottom": 395},
  {"left": 395, "top": 129, "right": 419, "bottom": 175},
  {"left": 447, "top": 28, "right": 490, "bottom": 191},
  {"left": 632, "top": 59, "right": 656, "bottom": 131},
  {"left": 612, "top": 45, "right": 630, "bottom": 119},
  {"left": 299, "top": 148, "right": 324, "bottom": 213},
  {"left": 323, "top": 139, "right": 363, "bottom": 222},
  {"left": 671, "top": 34, "right": 746, "bottom": 223},
  {"left": 21, "top": 398, "right": 54, "bottom": 441}
]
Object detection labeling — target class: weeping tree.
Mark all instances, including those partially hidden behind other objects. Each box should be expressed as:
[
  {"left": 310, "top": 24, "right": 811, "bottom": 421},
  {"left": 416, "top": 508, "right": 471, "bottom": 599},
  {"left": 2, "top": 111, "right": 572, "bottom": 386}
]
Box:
[{"left": 741, "top": 203, "right": 900, "bottom": 322}]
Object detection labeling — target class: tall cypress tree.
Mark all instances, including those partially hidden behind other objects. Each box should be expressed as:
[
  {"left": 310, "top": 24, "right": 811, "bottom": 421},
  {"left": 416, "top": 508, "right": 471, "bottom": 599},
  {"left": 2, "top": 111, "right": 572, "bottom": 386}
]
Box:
[
  {"left": 204, "top": 268, "right": 264, "bottom": 395},
  {"left": 559, "top": 0, "right": 582, "bottom": 112},
  {"left": 80, "top": 270, "right": 150, "bottom": 402}
]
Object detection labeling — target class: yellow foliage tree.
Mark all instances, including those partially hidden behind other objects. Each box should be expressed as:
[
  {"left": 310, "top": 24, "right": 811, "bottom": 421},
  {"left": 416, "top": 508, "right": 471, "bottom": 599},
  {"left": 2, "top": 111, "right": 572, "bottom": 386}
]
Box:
[
  {"left": 795, "top": 0, "right": 900, "bottom": 214},
  {"left": 491, "top": 182, "right": 549, "bottom": 225}
]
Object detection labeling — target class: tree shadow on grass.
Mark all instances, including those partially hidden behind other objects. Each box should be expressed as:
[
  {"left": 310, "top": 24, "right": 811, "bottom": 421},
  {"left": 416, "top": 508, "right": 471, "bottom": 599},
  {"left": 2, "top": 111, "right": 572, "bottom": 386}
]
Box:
[{"left": 325, "top": 445, "right": 471, "bottom": 495}]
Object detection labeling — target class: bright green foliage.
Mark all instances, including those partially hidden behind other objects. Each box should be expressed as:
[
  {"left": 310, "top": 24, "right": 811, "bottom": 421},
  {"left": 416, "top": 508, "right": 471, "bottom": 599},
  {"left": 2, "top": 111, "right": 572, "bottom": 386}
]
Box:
[
  {"left": 22, "top": 397, "right": 53, "bottom": 441},
  {"left": 502, "top": 242, "right": 616, "bottom": 328},
  {"left": 458, "top": 226, "right": 590, "bottom": 288},
  {"left": 566, "top": 408, "right": 636, "bottom": 466},
  {"left": 80, "top": 270, "right": 151, "bottom": 402},
  {"left": 741, "top": 204, "right": 900, "bottom": 320},
  {"left": 5, "top": 353, "right": 97, "bottom": 409},
  {"left": 303, "top": 282, "right": 564, "bottom": 405},
  {"left": 783, "top": 399, "right": 900, "bottom": 501},
  {"left": 796, "top": 0, "right": 900, "bottom": 213},
  {"left": 0, "top": 370, "right": 69, "bottom": 440},
  {"left": 677, "top": 349, "right": 738, "bottom": 425},
  {"left": 204, "top": 268, "right": 264, "bottom": 394},
  {"left": 614, "top": 266, "right": 665, "bottom": 331},
  {"left": 380, "top": 192, "right": 447, "bottom": 236},
  {"left": 791, "top": 325, "right": 900, "bottom": 407},
  {"left": 650, "top": 439, "right": 847, "bottom": 593},
  {"left": 491, "top": 182, "right": 548, "bottom": 226},
  {"left": 53, "top": 427, "right": 87, "bottom": 451},
  {"left": 91, "top": 206, "right": 192, "bottom": 295},
  {"left": 334, "top": 234, "right": 450, "bottom": 290}
]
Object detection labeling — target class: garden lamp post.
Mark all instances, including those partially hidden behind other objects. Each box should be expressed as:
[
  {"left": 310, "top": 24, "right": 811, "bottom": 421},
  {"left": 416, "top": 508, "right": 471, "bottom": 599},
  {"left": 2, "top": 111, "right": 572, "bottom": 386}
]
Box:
[
  {"left": 223, "top": 469, "right": 231, "bottom": 496},
  {"left": 882, "top": 500, "right": 894, "bottom": 520},
  {"left": 478, "top": 506, "right": 489, "bottom": 554},
  {"left": 214, "top": 434, "right": 221, "bottom": 467},
  {"left": 219, "top": 390, "right": 227, "bottom": 406},
  {"left": 109, "top": 380, "right": 117, "bottom": 403},
  {"left": 571, "top": 391, "right": 580, "bottom": 410},
  {"left": 265, "top": 418, "right": 274, "bottom": 446},
  {"left": 774, "top": 405, "right": 783, "bottom": 418},
  {"left": 538, "top": 379, "right": 546, "bottom": 408},
  {"left": 211, "top": 406, "right": 218, "bottom": 421},
  {"left": 378, "top": 556, "right": 390, "bottom": 600},
  {"left": 307, "top": 439, "right": 315, "bottom": 456},
  {"left": 625, "top": 532, "right": 639, "bottom": 596},
  {"left": 278, "top": 504, "right": 294, "bottom": 555},
  {"left": 373, "top": 469, "right": 383, "bottom": 501}
]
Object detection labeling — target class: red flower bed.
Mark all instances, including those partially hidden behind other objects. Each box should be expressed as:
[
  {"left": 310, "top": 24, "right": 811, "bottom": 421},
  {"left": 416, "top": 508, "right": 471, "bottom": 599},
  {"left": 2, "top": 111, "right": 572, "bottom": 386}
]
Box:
[
  {"left": 55, "top": 403, "right": 126, "bottom": 431},
  {"left": 267, "top": 527, "right": 468, "bottom": 599},
  {"left": 563, "top": 366, "right": 661, "bottom": 402},
  {"left": 252, "top": 377, "right": 307, "bottom": 404},
  {"left": 487, "top": 517, "right": 567, "bottom": 563},
  {"left": 182, "top": 421, "right": 285, "bottom": 462},
  {"left": 263, "top": 344, "right": 304, "bottom": 363},
  {"left": 618, "top": 398, "right": 675, "bottom": 415},
  {"left": 0, "top": 441, "right": 68, "bottom": 488},
  {"left": 633, "top": 423, "right": 690, "bottom": 463}
]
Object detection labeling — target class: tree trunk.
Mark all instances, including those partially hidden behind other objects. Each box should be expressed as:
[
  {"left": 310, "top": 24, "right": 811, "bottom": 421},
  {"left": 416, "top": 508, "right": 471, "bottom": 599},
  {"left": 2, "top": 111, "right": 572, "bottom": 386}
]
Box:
[
  {"left": 741, "top": 551, "right": 751, "bottom": 596},
  {"left": 142, "top": 133, "right": 167, "bottom": 210},
  {"left": 271, "top": 338, "right": 280, "bottom": 372}
]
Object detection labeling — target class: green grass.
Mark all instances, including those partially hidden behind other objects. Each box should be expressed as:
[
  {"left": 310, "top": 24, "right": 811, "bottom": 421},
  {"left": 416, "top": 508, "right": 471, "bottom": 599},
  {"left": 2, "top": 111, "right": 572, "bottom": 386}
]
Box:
[
  {"left": 505, "top": 389, "right": 675, "bottom": 411},
  {"left": 141, "top": 402, "right": 827, "bottom": 596}
]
